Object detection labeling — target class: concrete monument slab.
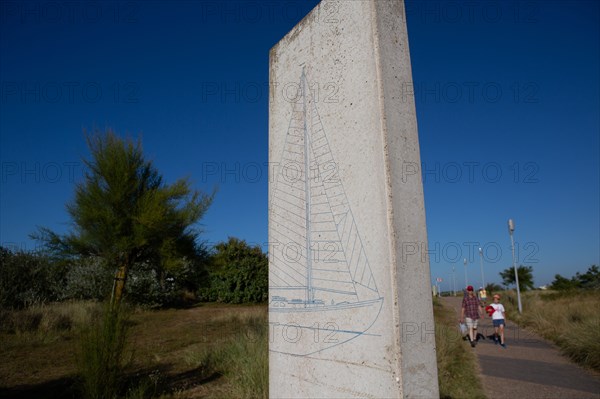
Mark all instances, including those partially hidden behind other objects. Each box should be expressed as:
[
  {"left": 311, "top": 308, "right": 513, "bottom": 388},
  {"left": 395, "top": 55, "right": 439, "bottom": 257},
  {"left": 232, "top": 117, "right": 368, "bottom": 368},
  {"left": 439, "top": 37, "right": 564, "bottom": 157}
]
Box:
[{"left": 269, "top": 1, "right": 439, "bottom": 397}]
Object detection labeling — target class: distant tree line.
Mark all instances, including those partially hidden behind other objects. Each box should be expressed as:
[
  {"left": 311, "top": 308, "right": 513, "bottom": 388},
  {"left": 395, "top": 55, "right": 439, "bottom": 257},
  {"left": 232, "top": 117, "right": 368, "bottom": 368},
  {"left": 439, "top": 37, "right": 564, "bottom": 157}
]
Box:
[
  {"left": 549, "top": 265, "right": 600, "bottom": 291},
  {"left": 484, "top": 264, "right": 599, "bottom": 294},
  {"left": 0, "top": 238, "right": 268, "bottom": 309}
]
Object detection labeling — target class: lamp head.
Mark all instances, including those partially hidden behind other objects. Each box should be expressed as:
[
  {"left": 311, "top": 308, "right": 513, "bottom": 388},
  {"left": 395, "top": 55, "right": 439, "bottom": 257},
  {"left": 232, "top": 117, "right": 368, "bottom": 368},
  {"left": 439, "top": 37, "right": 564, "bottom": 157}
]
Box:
[{"left": 508, "top": 218, "right": 515, "bottom": 233}]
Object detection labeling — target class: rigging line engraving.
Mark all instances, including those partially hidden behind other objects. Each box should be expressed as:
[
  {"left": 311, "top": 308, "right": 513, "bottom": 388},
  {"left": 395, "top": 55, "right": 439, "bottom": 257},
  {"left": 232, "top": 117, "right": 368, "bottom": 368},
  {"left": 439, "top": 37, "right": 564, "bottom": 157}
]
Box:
[{"left": 269, "top": 68, "right": 383, "bottom": 356}]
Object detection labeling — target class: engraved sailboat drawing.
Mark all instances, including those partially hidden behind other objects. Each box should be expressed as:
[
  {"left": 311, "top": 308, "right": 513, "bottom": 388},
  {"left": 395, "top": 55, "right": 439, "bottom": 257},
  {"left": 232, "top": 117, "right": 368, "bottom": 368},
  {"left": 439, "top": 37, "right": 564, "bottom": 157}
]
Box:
[{"left": 269, "top": 70, "right": 383, "bottom": 356}]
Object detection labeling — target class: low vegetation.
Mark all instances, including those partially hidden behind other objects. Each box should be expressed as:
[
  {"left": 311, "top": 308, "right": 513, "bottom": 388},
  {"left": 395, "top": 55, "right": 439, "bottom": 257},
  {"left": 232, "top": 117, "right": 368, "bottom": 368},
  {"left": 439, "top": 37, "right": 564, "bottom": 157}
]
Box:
[
  {"left": 183, "top": 309, "right": 268, "bottom": 399},
  {"left": 503, "top": 288, "right": 600, "bottom": 372},
  {"left": 0, "top": 302, "right": 268, "bottom": 398},
  {"left": 433, "top": 297, "right": 485, "bottom": 399},
  {"left": 2, "top": 299, "right": 482, "bottom": 398},
  {"left": 78, "top": 304, "right": 132, "bottom": 399},
  {"left": 0, "top": 241, "right": 267, "bottom": 310}
]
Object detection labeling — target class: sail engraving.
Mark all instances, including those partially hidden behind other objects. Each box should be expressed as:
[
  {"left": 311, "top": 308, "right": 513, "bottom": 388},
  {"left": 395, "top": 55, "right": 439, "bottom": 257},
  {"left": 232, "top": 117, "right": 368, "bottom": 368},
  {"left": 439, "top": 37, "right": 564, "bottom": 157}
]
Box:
[{"left": 269, "top": 70, "right": 383, "bottom": 356}]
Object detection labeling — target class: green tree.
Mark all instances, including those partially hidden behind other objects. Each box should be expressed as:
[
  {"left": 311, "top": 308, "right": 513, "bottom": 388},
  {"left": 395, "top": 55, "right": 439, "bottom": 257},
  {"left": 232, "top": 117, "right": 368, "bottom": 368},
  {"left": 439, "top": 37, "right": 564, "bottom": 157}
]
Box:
[
  {"left": 34, "top": 130, "right": 213, "bottom": 306},
  {"left": 499, "top": 265, "right": 535, "bottom": 292},
  {"left": 485, "top": 282, "right": 503, "bottom": 294},
  {"left": 574, "top": 265, "right": 600, "bottom": 289},
  {"left": 549, "top": 274, "right": 580, "bottom": 291},
  {"left": 199, "top": 237, "right": 268, "bottom": 303},
  {"left": 548, "top": 265, "right": 599, "bottom": 291}
]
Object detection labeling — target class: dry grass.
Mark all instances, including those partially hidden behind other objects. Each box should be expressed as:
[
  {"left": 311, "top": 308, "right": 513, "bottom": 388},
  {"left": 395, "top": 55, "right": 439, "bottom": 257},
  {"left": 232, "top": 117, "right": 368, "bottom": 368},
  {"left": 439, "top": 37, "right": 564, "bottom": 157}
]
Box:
[
  {"left": 2, "top": 299, "right": 491, "bottom": 398},
  {"left": 433, "top": 297, "right": 486, "bottom": 399},
  {"left": 0, "top": 302, "right": 267, "bottom": 398},
  {"left": 183, "top": 308, "right": 268, "bottom": 399},
  {"left": 0, "top": 301, "right": 103, "bottom": 397},
  {"left": 503, "top": 289, "right": 600, "bottom": 371},
  {"left": 0, "top": 301, "right": 100, "bottom": 340}
]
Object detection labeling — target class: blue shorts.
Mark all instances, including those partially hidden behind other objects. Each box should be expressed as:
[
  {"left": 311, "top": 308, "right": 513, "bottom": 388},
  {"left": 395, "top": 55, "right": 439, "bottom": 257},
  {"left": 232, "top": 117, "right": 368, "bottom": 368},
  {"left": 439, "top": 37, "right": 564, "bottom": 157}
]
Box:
[{"left": 493, "top": 319, "right": 505, "bottom": 327}]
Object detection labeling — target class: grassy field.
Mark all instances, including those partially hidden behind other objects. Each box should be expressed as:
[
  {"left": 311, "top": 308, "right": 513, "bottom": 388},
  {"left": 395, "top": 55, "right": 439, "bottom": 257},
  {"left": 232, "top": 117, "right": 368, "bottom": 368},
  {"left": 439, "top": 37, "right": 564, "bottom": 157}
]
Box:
[
  {"left": 0, "top": 302, "right": 267, "bottom": 398},
  {"left": 1, "top": 299, "right": 483, "bottom": 398},
  {"left": 502, "top": 289, "right": 600, "bottom": 371}
]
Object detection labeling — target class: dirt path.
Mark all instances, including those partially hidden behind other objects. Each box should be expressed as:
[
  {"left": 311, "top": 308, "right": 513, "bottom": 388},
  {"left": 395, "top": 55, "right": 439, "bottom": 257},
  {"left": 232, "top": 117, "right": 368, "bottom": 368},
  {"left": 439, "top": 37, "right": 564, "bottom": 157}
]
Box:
[{"left": 442, "top": 296, "right": 600, "bottom": 399}]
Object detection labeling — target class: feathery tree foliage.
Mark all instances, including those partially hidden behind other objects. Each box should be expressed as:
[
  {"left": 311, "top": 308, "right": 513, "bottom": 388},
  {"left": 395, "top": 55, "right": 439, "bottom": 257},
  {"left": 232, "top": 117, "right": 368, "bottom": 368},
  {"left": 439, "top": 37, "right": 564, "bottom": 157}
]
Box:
[
  {"left": 499, "top": 265, "right": 535, "bottom": 292},
  {"left": 34, "top": 129, "right": 213, "bottom": 305}
]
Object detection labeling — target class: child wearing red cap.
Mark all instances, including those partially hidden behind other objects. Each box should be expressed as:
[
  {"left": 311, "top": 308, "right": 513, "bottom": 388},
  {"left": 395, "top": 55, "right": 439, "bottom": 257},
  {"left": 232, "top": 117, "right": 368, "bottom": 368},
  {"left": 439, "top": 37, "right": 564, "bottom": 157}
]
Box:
[{"left": 490, "top": 294, "right": 506, "bottom": 348}]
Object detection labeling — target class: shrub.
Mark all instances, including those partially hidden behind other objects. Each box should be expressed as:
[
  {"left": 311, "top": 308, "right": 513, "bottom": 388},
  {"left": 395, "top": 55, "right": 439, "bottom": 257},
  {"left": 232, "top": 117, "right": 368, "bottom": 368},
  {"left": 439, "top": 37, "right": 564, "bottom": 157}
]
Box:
[
  {"left": 61, "top": 257, "right": 114, "bottom": 301},
  {"left": 0, "top": 247, "right": 67, "bottom": 308},
  {"left": 125, "top": 262, "right": 169, "bottom": 308},
  {"left": 198, "top": 238, "right": 268, "bottom": 304},
  {"left": 125, "top": 258, "right": 207, "bottom": 308},
  {"left": 78, "top": 303, "right": 132, "bottom": 399}
]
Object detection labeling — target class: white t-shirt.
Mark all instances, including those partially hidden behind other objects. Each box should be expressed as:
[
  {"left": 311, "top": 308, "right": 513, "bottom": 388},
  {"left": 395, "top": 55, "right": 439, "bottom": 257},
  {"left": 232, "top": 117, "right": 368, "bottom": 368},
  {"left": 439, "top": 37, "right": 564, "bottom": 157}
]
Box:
[{"left": 490, "top": 303, "right": 505, "bottom": 320}]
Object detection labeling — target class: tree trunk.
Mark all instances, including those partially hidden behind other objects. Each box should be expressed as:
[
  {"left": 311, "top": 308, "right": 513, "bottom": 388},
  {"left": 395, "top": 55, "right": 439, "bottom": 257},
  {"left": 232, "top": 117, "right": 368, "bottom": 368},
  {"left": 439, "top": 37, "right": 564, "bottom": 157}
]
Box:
[{"left": 111, "top": 264, "right": 128, "bottom": 307}]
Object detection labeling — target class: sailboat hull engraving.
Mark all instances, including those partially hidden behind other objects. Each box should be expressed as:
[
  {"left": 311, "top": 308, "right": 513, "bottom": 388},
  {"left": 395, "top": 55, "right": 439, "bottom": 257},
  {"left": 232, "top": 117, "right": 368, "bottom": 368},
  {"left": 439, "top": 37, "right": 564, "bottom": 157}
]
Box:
[
  {"left": 269, "top": 70, "right": 383, "bottom": 356},
  {"left": 270, "top": 298, "right": 383, "bottom": 356}
]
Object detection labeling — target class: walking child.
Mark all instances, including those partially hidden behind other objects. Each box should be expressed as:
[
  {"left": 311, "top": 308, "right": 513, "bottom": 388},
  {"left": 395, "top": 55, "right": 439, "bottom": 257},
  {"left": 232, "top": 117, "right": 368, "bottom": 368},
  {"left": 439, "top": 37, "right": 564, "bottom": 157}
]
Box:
[{"left": 490, "top": 294, "right": 506, "bottom": 348}]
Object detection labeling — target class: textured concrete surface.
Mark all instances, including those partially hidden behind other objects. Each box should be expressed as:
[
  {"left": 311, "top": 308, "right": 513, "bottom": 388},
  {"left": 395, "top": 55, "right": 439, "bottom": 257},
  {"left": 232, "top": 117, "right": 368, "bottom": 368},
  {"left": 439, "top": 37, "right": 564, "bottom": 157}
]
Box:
[
  {"left": 268, "top": 1, "right": 438, "bottom": 397},
  {"left": 443, "top": 297, "right": 600, "bottom": 399}
]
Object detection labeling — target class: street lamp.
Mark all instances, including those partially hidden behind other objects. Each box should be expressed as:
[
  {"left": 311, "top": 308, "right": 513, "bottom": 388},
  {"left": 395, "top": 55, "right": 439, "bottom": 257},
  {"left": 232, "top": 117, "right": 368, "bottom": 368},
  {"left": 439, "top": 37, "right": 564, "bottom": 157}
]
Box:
[
  {"left": 478, "top": 247, "right": 485, "bottom": 290},
  {"left": 463, "top": 257, "right": 468, "bottom": 288},
  {"left": 508, "top": 219, "right": 523, "bottom": 313}
]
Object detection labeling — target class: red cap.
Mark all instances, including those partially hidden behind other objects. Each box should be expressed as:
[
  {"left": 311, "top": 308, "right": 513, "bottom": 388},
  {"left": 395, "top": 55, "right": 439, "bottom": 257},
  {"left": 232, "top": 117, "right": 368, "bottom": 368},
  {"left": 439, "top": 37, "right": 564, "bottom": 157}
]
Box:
[{"left": 466, "top": 285, "right": 474, "bottom": 291}]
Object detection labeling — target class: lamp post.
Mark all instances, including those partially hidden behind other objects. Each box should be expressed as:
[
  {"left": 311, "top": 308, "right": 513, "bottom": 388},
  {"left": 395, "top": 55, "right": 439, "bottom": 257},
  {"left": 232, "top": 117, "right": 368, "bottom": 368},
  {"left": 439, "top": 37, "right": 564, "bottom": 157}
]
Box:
[
  {"left": 478, "top": 247, "right": 485, "bottom": 290},
  {"left": 508, "top": 219, "right": 523, "bottom": 313},
  {"left": 463, "top": 257, "right": 468, "bottom": 288}
]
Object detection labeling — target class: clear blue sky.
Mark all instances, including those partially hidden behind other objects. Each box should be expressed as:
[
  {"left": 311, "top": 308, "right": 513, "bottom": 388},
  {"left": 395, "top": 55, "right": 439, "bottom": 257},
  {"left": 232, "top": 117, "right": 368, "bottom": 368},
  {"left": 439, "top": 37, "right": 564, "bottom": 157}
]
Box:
[{"left": 1, "top": 1, "right": 598, "bottom": 287}]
